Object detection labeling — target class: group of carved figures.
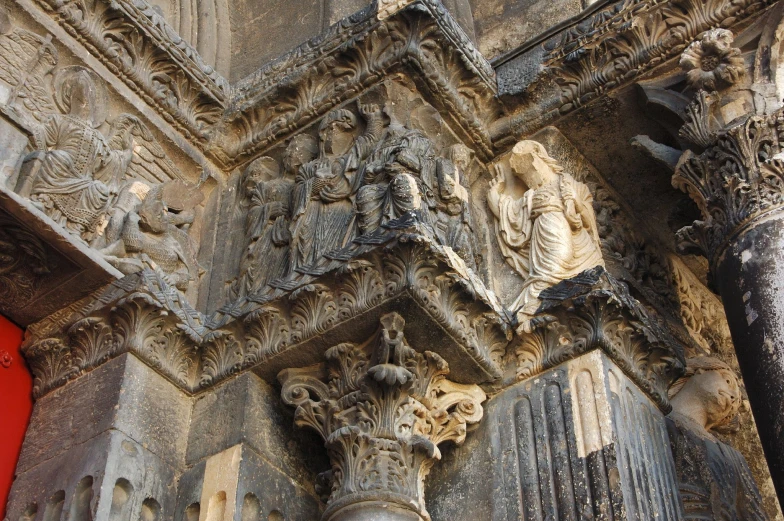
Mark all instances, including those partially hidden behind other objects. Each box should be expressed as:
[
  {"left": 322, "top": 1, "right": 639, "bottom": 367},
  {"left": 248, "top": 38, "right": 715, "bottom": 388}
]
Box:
[
  {"left": 231, "top": 104, "right": 477, "bottom": 299},
  {"left": 1, "top": 53, "right": 203, "bottom": 290}
]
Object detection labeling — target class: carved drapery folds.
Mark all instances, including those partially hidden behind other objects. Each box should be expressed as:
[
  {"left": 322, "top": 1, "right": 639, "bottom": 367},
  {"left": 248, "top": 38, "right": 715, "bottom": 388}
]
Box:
[
  {"left": 488, "top": 140, "right": 605, "bottom": 334},
  {"left": 279, "top": 312, "right": 486, "bottom": 521},
  {"left": 513, "top": 267, "right": 684, "bottom": 411}
]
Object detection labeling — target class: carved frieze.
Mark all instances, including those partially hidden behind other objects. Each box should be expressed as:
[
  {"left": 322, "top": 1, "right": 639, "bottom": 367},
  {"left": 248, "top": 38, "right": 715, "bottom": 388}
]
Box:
[
  {"left": 22, "top": 216, "right": 510, "bottom": 397},
  {"left": 278, "top": 312, "right": 486, "bottom": 521},
  {"left": 30, "top": 0, "right": 228, "bottom": 143}
]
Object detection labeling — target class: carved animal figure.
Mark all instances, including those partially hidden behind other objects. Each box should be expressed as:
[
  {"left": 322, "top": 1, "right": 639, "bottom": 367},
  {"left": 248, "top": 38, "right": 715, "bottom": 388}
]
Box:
[
  {"left": 101, "top": 181, "right": 202, "bottom": 290},
  {"left": 667, "top": 356, "right": 768, "bottom": 520},
  {"left": 487, "top": 140, "right": 604, "bottom": 333}
]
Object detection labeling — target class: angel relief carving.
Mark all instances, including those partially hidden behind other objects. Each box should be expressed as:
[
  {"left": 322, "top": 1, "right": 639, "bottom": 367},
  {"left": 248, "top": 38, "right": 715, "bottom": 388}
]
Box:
[
  {"left": 5, "top": 62, "right": 203, "bottom": 291},
  {"left": 488, "top": 140, "right": 605, "bottom": 333}
]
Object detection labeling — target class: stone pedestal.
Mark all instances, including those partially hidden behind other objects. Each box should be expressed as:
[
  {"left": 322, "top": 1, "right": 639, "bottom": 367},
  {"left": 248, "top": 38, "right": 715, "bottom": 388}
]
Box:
[
  {"left": 4, "top": 354, "right": 191, "bottom": 521},
  {"left": 426, "top": 350, "right": 684, "bottom": 520}
]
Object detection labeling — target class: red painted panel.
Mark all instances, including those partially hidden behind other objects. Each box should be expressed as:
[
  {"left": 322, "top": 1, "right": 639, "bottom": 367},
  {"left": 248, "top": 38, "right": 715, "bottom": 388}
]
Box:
[{"left": 0, "top": 315, "right": 31, "bottom": 518}]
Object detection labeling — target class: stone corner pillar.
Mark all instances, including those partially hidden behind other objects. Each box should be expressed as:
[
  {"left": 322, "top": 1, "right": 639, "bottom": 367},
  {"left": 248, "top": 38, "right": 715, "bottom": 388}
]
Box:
[
  {"left": 278, "top": 311, "right": 486, "bottom": 521},
  {"left": 673, "top": 105, "right": 784, "bottom": 504},
  {"left": 425, "top": 268, "right": 687, "bottom": 520}
]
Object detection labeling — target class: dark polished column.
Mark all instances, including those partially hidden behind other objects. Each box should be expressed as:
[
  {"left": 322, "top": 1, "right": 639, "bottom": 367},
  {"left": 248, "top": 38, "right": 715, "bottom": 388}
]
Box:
[
  {"left": 713, "top": 212, "right": 784, "bottom": 501},
  {"left": 673, "top": 108, "right": 784, "bottom": 504}
]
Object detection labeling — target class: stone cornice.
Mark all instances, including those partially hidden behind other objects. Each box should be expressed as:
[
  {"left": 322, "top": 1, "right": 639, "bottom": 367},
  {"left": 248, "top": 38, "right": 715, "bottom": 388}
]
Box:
[
  {"left": 211, "top": 0, "right": 499, "bottom": 167},
  {"left": 33, "top": 0, "right": 229, "bottom": 143},
  {"left": 492, "top": 0, "right": 775, "bottom": 143},
  {"left": 22, "top": 215, "right": 511, "bottom": 398},
  {"left": 27, "top": 0, "right": 499, "bottom": 168}
]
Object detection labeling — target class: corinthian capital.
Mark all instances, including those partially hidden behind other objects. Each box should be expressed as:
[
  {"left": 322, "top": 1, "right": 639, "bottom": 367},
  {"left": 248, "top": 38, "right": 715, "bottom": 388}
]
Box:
[
  {"left": 278, "top": 312, "right": 486, "bottom": 521},
  {"left": 672, "top": 107, "right": 784, "bottom": 266}
]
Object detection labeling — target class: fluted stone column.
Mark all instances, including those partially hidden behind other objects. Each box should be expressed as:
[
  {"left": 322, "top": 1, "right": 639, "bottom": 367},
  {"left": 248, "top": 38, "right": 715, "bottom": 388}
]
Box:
[{"left": 673, "top": 107, "right": 784, "bottom": 503}]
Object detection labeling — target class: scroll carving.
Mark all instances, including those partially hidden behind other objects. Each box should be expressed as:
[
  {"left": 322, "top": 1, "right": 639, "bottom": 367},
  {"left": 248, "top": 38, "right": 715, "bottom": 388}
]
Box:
[
  {"left": 488, "top": 140, "right": 605, "bottom": 333},
  {"left": 278, "top": 312, "right": 486, "bottom": 521}
]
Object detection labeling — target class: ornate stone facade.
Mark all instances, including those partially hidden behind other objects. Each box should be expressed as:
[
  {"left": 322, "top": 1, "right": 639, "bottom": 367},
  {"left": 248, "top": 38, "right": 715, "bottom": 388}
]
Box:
[{"left": 1, "top": 0, "right": 783, "bottom": 520}]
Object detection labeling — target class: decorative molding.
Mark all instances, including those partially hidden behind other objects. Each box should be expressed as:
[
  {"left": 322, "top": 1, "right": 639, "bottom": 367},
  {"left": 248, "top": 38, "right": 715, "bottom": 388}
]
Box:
[
  {"left": 279, "top": 312, "right": 486, "bottom": 521},
  {"left": 210, "top": 0, "right": 499, "bottom": 167},
  {"left": 673, "top": 106, "right": 784, "bottom": 267},
  {"left": 21, "top": 218, "right": 510, "bottom": 397},
  {"left": 542, "top": 0, "right": 771, "bottom": 114},
  {"left": 513, "top": 267, "right": 684, "bottom": 412},
  {"left": 32, "top": 0, "right": 228, "bottom": 143}
]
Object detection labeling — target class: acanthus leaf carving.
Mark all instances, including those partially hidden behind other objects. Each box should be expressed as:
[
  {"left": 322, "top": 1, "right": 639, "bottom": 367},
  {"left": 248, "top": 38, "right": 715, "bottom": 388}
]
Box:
[
  {"left": 23, "top": 338, "right": 77, "bottom": 398},
  {"left": 68, "top": 317, "right": 116, "bottom": 371},
  {"left": 278, "top": 312, "right": 485, "bottom": 521}
]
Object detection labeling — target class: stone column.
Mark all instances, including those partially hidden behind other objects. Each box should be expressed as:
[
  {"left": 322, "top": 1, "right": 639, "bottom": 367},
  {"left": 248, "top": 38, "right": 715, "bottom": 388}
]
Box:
[
  {"left": 278, "top": 312, "right": 487, "bottom": 521},
  {"left": 673, "top": 107, "right": 784, "bottom": 503}
]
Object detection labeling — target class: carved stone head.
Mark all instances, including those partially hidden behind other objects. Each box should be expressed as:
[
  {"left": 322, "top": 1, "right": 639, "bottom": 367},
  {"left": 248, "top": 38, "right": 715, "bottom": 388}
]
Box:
[
  {"left": 448, "top": 143, "right": 473, "bottom": 173},
  {"left": 669, "top": 356, "right": 741, "bottom": 432},
  {"left": 283, "top": 134, "right": 318, "bottom": 174},
  {"left": 319, "top": 108, "right": 357, "bottom": 157},
  {"left": 509, "top": 140, "right": 563, "bottom": 190},
  {"left": 243, "top": 156, "right": 279, "bottom": 192},
  {"left": 138, "top": 188, "right": 169, "bottom": 234},
  {"left": 53, "top": 66, "right": 107, "bottom": 127}
]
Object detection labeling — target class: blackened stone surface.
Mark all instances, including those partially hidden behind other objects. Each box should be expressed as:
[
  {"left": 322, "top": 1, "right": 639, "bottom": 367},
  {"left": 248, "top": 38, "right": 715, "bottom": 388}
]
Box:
[
  {"left": 17, "top": 353, "right": 191, "bottom": 472},
  {"left": 186, "top": 371, "right": 326, "bottom": 493},
  {"left": 716, "top": 213, "right": 784, "bottom": 504},
  {"left": 427, "top": 350, "right": 683, "bottom": 520}
]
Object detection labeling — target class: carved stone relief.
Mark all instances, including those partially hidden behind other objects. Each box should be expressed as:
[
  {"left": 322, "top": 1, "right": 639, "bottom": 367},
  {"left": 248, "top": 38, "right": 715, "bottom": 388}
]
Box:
[
  {"left": 279, "top": 312, "right": 486, "bottom": 521},
  {"left": 487, "top": 139, "right": 605, "bottom": 333},
  {"left": 667, "top": 356, "right": 769, "bottom": 520}
]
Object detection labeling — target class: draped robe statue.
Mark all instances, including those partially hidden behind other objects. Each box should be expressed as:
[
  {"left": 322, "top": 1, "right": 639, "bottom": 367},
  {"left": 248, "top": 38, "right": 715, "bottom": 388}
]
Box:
[
  {"left": 487, "top": 140, "right": 604, "bottom": 333},
  {"left": 231, "top": 156, "right": 293, "bottom": 298},
  {"left": 666, "top": 357, "right": 768, "bottom": 520},
  {"left": 29, "top": 69, "right": 132, "bottom": 241},
  {"left": 290, "top": 104, "right": 383, "bottom": 270}
]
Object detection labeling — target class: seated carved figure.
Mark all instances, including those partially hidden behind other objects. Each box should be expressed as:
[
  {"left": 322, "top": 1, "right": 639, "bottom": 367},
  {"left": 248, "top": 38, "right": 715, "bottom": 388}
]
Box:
[
  {"left": 667, "top": 357, "right": 768, "bottom": 520},
  {"left": 101, "top": 181, "right": 202, "bottom": 291},
  {"left": 487, "top": 140, "right": 604, "bottom": 333}
]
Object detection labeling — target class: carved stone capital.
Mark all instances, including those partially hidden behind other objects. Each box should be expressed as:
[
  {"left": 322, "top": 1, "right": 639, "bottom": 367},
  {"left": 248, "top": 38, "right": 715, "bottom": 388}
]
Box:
[
  {"left": 672, "top": 106, "right": 784, "bottom": 267},
  {"left": 279, "top": 312, "right": 486, "bottom": 521},
  {"left": 513, "top": 267, "right": 685, "bottom": 411}
]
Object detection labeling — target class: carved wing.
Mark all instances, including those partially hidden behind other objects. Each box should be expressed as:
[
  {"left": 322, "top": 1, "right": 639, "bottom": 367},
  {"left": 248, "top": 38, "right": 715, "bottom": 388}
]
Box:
[
  {"left": 109, "top": 114, "right": 183, "bottom": 185},
  {"left": 0, "top": 30, "right": 57, "bottom": 118}
]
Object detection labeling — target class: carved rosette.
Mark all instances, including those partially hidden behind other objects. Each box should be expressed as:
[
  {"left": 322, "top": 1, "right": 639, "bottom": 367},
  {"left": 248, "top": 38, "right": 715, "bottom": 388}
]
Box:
[
  {"left": 672, "top": 107, "right": 784, "bottom": 267},
  {"left": 279, "top": 313, "right": 486, "bottom": 521}
]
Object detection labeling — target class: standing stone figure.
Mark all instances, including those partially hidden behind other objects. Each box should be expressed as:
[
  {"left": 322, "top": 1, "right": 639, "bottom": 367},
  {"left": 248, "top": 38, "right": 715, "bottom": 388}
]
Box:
[
  {"left": 487, "top": 140, "right": 604, "bottom": 333},
  {"left": 289, "top": 104, "right": 383, "bottom": 270},
  {"left": 435, "top": 143, "right": 476, "bottom": 268},
  {"left": 26, "top": 67, "right": 133, "bottom": 242},
  {"left": 231, "top": 156, "right": 293, "bottom": 298},
  {"left": 667, "top": 356, "right": 768, "bottom": 520}
]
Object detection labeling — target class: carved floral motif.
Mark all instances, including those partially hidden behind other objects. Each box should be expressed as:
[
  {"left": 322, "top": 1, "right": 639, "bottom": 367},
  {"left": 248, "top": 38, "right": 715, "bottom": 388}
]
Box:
[
  {"left": 679, "top": 29, "right": 745, "bottom": 91},
  {"left": 279, "top": 312, "right": 486, "bottom": 520}
]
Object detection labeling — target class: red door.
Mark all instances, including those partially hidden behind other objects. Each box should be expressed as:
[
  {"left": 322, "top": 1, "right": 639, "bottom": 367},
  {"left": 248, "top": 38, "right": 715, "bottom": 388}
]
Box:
[{"left": 0, "top": 315, "right": 31, "bottom": 517}]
